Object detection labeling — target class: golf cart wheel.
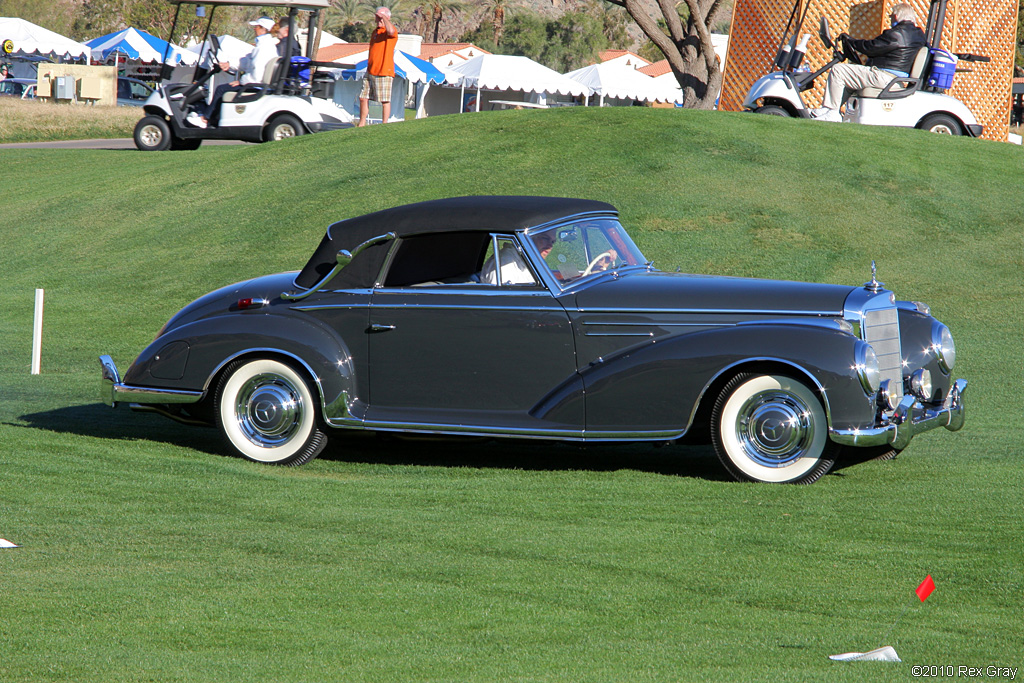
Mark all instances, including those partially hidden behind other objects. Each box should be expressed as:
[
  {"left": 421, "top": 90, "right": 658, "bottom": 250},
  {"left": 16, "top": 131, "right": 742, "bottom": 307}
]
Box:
[
  {"left": 264, "top": 114, "right": 304, "bottom": 142},
  {"left": 134, "top": 116, "right": 172, "bottom": 151},
  {"left": 711, "top": 372, "right": 838, "bottom": 484},
  {"left": 920, "top": 113, "right": 962, "bottom": 135},
  {"left": 214, "top": 357, "right": 327, "bottom": 466},
  {"left": 754, "top": 105, "right": 791, "bottom": 117}
]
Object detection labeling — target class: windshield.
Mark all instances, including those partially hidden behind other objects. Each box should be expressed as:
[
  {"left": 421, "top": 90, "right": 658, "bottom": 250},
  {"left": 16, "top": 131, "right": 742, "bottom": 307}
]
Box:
[{"left": 526, "top": 218, "right": 646, "bottom": 287}]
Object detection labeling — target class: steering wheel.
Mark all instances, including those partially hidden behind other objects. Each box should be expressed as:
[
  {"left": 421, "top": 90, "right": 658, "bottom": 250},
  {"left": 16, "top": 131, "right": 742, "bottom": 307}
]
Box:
[
  {"left": 839, "top": 34, "right": 863, "bottom": 64},
  {"left": 209, "top": 34, "right": 221, "bottom": 59},
  {"left": 582, "top": 250, "right": 616, "bottom": 276}
]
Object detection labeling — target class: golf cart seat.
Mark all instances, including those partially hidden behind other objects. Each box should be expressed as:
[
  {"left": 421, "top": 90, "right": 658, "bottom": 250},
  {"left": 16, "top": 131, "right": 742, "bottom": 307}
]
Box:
[
  {"left": 858, "top": 47, "right": 930, "bottom": 99},
  {"left": 223, "top": 57, "right": 281, "bottom": 103}
]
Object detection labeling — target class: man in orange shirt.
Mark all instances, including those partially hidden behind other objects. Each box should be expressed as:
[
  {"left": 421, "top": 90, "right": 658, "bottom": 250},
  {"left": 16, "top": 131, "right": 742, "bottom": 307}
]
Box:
[{"left": 358, "top": 7, "right": 398, "bottom": 127}]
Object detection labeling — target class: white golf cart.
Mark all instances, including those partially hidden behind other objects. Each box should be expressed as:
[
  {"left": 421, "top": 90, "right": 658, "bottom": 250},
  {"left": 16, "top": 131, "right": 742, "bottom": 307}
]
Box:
[
  {"left": 743, "top": 0, "right": 986, "bottom": 137},
  {"left": 133, "top": 0, "right": 351, "bottom": 151}
]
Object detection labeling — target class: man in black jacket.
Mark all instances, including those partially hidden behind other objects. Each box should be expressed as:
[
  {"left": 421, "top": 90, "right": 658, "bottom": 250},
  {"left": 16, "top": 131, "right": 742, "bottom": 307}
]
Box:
[{"left": 811, "top": 3, "right": 926, "bottom": 122}]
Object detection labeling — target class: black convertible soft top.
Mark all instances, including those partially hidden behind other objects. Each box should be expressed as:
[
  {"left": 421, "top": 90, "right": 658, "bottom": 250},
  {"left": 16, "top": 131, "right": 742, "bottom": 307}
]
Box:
[{"left": 294, "top": 196, "right": 617, "bottom": 290}]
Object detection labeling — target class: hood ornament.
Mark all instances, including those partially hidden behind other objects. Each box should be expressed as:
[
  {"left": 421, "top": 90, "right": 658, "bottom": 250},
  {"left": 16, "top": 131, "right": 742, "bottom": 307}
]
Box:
[{"left": 864, "top": 260, "right": 885, "bottom": 293}]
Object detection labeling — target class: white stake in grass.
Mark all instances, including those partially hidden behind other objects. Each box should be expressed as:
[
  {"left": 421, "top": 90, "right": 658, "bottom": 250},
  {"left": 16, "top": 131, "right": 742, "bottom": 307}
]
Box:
[{"left": 31, "top": 288, "right": 44, "bottom": 375}]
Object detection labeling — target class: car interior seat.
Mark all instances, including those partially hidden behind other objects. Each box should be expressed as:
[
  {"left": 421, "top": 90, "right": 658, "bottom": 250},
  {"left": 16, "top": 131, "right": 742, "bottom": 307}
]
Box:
[{"left": 857, "top": 47, "right": 930, "bottom": 100}]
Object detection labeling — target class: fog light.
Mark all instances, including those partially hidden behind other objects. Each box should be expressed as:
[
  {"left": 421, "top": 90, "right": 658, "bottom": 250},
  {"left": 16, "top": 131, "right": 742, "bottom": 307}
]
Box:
[
  {"left": 877, "top": 379, "right": 896, "bottom": 411},
  {"left": 910, "top": 368, "right": 933, "bottom": 401}
]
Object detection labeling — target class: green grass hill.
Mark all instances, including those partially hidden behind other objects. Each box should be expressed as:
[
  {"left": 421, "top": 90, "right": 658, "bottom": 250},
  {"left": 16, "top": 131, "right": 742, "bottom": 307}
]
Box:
[{"left": 1, "top": 107, "right": 1021, "bottom": 682}]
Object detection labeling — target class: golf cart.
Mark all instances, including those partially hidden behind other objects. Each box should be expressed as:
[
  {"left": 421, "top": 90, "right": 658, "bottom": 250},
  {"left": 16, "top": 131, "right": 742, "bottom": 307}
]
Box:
[
  {"left": 133, "top": 0, "right": 350, "bottom": 151},
  {"left": 743, "top": 0, "right": 986, "bottom": 136}
]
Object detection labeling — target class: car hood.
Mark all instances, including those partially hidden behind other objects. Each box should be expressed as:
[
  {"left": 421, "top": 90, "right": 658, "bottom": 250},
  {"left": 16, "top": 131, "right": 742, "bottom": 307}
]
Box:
[{"left": 572, "top": 270, "right": 854, "bottom": 316}]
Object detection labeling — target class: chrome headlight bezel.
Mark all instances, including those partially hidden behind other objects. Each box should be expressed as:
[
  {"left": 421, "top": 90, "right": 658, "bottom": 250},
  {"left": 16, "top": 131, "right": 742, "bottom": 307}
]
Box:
[
  {"left": 855, "top": 342, "right": 881, "bottom": 394},
  {"left": 931, "top": 321, "right": 956, "bottom": 374},
  {"left": 910, "top": 368, "right": 933, "bottom": 401}
]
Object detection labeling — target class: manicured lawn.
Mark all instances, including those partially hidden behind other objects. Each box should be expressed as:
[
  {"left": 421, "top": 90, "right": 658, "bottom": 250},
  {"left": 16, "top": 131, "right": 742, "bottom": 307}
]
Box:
[{"left": 1, "top": 107, "right": 1021, "bottom": 682}]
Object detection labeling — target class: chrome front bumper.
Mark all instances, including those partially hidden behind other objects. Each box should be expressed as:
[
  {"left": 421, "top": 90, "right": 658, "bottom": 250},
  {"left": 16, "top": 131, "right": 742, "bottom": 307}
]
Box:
[
  {"left": 99, "top": 355, "right": 203, "bottom": 408},
  {"left": 830, "top": 379, "right": 967, "bottom": 450}
]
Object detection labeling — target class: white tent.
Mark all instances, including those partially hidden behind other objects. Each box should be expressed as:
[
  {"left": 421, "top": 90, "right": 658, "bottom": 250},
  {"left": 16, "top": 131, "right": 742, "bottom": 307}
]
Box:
[
  {"left": 448, "top": 54, "right": 591, "bottom": 111},
  {"left": 186, "top": 34, "right": 255, "bottom": 69},
  {"left": 566, "top": 61, "right": 682, "bottom": 106},
  {"left": 0, "top": 17, "right": 90, "bottom": 61}
]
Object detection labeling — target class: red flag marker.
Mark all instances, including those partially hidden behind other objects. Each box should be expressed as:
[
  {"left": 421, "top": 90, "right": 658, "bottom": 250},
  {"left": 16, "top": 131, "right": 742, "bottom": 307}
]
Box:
[{"left": 916, "top": 575, "right": 936, "bottom": 602}]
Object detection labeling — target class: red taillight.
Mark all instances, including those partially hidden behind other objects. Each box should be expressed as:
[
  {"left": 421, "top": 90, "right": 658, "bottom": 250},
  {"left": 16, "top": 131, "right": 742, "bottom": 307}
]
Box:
[{"left": 236, "top": 298, "right": 267, "bottom": 310}]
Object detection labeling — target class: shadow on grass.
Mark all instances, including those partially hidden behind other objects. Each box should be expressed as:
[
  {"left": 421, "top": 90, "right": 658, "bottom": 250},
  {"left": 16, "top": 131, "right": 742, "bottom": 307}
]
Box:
[{"left": 13, "top": 403, "right": 732, "bottom": 481}]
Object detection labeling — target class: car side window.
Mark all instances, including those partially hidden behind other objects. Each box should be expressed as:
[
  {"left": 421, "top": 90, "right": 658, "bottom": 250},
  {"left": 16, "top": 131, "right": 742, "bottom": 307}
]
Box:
[
  {"left": 479, "top": 236, "right": 539, "bottom": 287},
  {"left": 380, "top": 232, "right": 491, "bottom": 287}
]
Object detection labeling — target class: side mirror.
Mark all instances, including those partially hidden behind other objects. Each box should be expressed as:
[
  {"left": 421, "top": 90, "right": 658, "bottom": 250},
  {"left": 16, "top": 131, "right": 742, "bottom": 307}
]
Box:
[
  {"left": 336, "top": 249, "right": 353, "bottom": 269},
  {"left": 819, "top": 16, "right": 833, "bottom": 50}
]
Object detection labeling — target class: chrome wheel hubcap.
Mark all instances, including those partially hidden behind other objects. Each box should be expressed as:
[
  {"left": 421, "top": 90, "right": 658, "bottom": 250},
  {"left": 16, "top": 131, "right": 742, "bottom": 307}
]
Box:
[
  {"left": 235, "top": 373, "right": 302, "bottom": 447},
  {"left": 736, "top": 391, "right": 814, "bottom": 467},
  {"left": 140, "top": 125, "right": 163, "bottom": 146},
  {"left": 274, "top": 125, "right": 296, "bottom": 139}
]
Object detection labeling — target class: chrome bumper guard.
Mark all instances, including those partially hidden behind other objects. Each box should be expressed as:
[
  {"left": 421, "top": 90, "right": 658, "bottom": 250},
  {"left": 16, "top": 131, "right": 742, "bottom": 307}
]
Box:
[
  {"left": 830, "top": 379, "right": 967, "bottom": 450},
  {"left": 99, "top": 355, "right": 203, "bottom": 408}
]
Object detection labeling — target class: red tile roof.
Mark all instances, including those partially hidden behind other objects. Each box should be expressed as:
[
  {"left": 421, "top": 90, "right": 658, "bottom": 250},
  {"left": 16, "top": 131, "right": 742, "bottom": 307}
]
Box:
[
  {"left": 317, "top": 43, "right": 369, "bottom": 62},
  {"left": 638, "top": 60, "right": 672, "bottom": 77},
  {"left": 598, "top": 49, "right": 649, "bottom": 66},
  {"left": 418, "top": 42, "right": 490, "bottom": 59}
]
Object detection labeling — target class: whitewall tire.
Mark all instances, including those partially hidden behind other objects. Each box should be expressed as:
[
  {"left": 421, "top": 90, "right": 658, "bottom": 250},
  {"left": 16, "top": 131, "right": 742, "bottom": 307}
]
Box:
[
  {"left": 711, "top": 373, "right": 837, "bottom": 484},
  {"left": 214, "top": 358, "right": 327, "bottom": 466}
]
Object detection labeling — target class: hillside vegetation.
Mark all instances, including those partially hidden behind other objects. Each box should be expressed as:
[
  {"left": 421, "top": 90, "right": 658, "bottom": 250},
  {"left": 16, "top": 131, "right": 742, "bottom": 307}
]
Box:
[{"left": 1, "top": 107, "right": 1022, "bottom": 682}]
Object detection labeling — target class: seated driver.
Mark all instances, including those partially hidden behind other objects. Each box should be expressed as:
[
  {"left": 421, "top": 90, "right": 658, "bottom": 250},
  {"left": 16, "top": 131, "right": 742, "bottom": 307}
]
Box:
[
  {"left": 480, "top": 233, "right": 554, "bottom": 285},
  {"left": 811, "top": 3, "right": 925, "bottom": 122},
  {"left": 187, "top": 16, "right": 278, "bottom": 128}
]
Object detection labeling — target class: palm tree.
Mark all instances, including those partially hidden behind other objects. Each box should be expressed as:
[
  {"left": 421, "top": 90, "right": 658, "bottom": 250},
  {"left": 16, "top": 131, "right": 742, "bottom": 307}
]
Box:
[
  {"left": 324, "top": 0, "right": 365, "bottom": 34},
  {"left": 480, "top": 0, "right": 509, "bottom": 43},
  {"left": 425, "top": 0, "right": 465, "bottom": 42}
]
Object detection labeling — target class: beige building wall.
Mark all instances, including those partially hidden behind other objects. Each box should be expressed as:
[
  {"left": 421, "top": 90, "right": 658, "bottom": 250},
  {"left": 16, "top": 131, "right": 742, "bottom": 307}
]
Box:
[{"left": 36, "top": 65, "right": 117, "bottom": 107}]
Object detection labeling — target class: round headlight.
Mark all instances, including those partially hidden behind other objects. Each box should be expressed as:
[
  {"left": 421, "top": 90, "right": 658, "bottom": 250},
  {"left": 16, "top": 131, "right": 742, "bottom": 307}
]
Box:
[
  {"left": 855, "top": 342, "right": 880, "bottom": 394},
  {"left": 932, "top": 322, "right": 956, "bottom": 374},
  {"left": 910, "top": 368, "right": 933, "bottom": 401}
]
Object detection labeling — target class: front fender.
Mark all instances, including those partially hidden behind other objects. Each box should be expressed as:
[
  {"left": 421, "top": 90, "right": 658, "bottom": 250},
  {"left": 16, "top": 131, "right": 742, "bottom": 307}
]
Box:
[
  {"left": 580, "top": 323, "right": 875, "bottom": 436},
  {"left": 123, "top": 313, "right": 363, "bottom": 423},
  {"left": 743, "top": 73, "right": 802, "bottom": 110}
]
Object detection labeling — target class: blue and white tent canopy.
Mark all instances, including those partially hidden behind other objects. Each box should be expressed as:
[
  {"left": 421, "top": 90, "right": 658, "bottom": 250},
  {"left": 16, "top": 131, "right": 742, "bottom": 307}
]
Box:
[
  {"left": 86, "top": 27, "right": 198, "bottom": 65},
  {"left": 339, "top": 51, "right": 447, "bottom": 85}
]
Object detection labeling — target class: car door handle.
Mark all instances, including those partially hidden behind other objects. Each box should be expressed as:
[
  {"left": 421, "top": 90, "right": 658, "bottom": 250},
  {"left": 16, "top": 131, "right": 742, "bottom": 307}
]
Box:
[{"left": 368, "top": 323, "right": 396, "bottom": 333}]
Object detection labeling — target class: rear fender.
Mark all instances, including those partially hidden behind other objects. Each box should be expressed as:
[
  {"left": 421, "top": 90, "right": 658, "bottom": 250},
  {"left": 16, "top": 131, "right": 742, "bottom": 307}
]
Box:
[{"left": 123, "top": 314, "right": 362, "bottom": 424}]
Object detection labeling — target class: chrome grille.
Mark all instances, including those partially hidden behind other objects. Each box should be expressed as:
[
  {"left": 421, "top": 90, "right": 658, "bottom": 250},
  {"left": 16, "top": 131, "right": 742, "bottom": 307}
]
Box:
[{"left": 863, "top": 307, "right": 903, "bottom": 399}]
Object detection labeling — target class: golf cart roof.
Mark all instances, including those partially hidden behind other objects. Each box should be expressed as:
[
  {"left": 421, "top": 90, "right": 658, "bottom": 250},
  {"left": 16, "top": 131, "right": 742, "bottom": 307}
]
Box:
[{"left": 166, "top": 0, "right": 330, "bottom": 8}]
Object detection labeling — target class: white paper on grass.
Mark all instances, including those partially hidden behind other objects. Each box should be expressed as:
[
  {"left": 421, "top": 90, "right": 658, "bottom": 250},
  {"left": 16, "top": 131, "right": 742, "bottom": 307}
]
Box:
[
  {"left": 0, "top": 538, "right": 18, "bottom": 548},
  {"left": 829, "top": 646, "right": 901, "bottom": 662}
]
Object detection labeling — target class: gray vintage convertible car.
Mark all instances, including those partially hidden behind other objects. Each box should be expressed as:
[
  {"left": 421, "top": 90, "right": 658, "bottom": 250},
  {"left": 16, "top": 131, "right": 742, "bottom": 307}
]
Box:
[{"left": 100, "top": 196, "right": 966, "bottom": 483}]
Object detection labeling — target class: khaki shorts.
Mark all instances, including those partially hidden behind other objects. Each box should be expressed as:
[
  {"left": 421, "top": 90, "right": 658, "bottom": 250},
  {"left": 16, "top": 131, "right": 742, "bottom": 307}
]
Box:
[{"left": 360, "top": 75, "right": 393, "bottom": 103}]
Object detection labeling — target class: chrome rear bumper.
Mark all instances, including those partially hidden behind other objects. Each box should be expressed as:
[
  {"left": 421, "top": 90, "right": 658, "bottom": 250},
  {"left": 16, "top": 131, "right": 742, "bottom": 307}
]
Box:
[
  {"left": 830, "top": 379, "right": 967, "bottom": 450},
  {"left": 99, "top": 355, "right": 203, "bottom": 408}
]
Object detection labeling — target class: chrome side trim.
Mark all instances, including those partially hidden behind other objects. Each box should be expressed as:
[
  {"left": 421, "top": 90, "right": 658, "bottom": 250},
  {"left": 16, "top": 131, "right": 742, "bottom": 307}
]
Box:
[
  {"left": 576, "top": 307, "right": 840, "bottom": 317},
  {"left": 582, "top": 321, "right": 734, "bottom": 327},
  {"left": 114, "top": 385, "right": 202, "bottom": 404},
  {"left": 321, "top": 416, "right": 683, "bottom": 442},
  {"left": 830, "top": 379, "right": 967, "bottom": 449}
]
